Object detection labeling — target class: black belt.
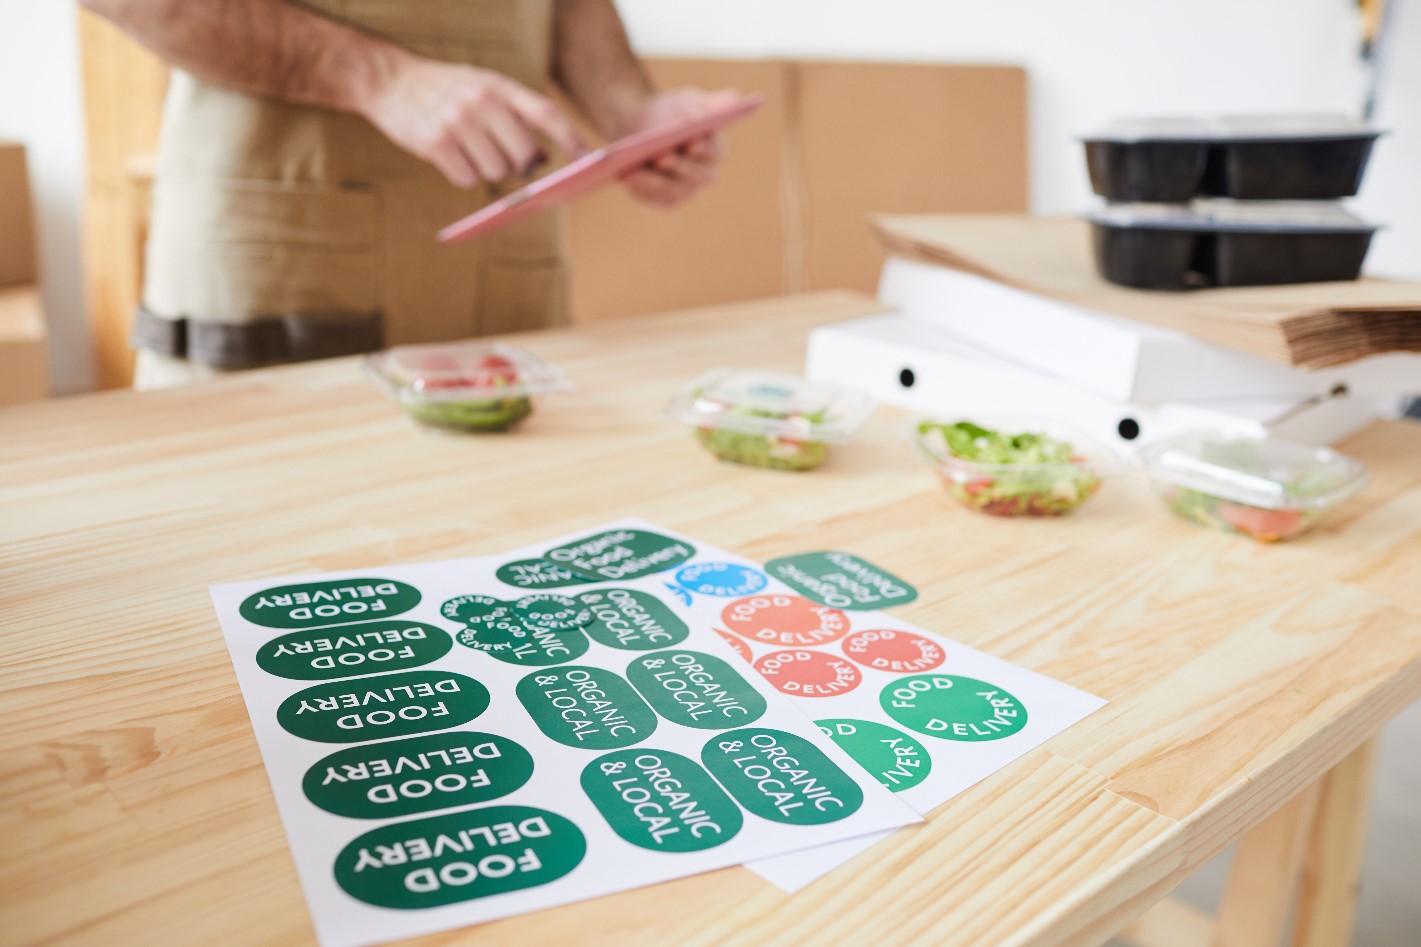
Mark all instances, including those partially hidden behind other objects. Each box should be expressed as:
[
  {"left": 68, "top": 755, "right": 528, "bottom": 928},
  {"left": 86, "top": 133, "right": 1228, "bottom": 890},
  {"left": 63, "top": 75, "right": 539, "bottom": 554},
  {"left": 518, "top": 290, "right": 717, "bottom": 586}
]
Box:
[{"left": 133, "top": 305, "right": 384, "bottom": 370}]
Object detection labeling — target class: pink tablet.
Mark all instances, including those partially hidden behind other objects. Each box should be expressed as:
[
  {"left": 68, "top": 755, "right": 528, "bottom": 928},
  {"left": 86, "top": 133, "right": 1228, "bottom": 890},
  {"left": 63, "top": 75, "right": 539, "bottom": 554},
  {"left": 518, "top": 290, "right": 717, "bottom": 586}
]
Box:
[{"left": 438, "top": 93, "right": 765, "bottom": 244}]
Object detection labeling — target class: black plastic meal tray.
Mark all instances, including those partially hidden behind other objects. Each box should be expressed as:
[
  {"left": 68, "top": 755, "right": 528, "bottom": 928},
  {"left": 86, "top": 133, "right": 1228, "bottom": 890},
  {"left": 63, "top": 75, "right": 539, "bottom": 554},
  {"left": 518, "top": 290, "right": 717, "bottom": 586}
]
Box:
[
  {"left": 1085, "top": 134, "right": 1379, "bottom": 202},
  {"left": 1090, "top": 221, "right": 1374, "bottom": 290}
]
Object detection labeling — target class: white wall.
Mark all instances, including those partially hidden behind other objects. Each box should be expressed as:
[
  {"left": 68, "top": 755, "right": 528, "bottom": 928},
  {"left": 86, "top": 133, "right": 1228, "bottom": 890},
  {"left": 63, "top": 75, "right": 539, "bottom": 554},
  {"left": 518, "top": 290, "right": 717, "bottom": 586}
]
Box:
[
  {"left": 618, "top": 0, "right": 1420, "bottom": 278},
  {"left": 1354, "top": 0, "right": 1421, "bottom": 278},
  {"left": 0, "top": 0, "right": 89, "bottom": 393}
]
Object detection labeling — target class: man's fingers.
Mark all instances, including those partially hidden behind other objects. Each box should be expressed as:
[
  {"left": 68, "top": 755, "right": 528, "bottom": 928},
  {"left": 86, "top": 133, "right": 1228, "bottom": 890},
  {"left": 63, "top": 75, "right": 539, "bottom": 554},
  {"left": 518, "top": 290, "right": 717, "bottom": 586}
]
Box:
[
  {"left": 453, "top": 125, "right": 511, "bottom": 182},
  {"left": 681, "top": 133, "right": 721, "bottom": 162},
  {"left": 623, "top": 167, "right": 694, "bottom": 207},
  {"left": 648, "top": 152, "right": 715, "bottom": 188},
  {"left": 481, "top": 102, "right": 542, "bottom": 175},
  {"left": 428, "top": 137, "right": 480, "bottom": 189},
  {"left": 505, "top": 84, "right": 588, "bottom": 158},
  {"left": 649, "top": 132, "right": 720, "bottom": 175}
]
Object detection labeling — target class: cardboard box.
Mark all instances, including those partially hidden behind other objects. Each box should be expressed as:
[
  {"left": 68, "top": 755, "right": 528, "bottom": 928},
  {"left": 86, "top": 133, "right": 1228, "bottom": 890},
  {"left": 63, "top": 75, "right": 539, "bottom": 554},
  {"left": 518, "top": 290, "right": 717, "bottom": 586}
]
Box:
[
  {"left": 0, "top": 284, "right": 51, "bottom": 405},
  {"left": 879, "top": 256, "right": 1421, "bottom": 402},
  {"left": 0, "top": 141, "right": 38, "bottom": 287},
  {"left": 805, "top": 312, "right": 1383, "bottom": 450}
]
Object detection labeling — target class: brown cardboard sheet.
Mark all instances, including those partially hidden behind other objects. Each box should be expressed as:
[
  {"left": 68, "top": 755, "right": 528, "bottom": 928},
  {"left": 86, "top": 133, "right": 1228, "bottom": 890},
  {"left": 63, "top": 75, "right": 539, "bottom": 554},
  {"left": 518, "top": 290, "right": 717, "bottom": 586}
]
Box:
[
  {"left": 0, "top": 142, "right": 38, "bottom": 287},
  {"left": 0, "top": 285, "right": 51, "bottom": 404},
  {"left": 800, "top": 62, "right": 1028, "bottom": 295}
]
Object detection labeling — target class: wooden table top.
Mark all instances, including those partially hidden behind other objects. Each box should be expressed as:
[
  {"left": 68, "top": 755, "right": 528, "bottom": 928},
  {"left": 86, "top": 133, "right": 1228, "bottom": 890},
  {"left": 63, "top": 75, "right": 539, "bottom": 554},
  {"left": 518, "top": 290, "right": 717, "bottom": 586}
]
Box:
[{"left": 4, "top": 291, "right": 1420, "bottom": 947}]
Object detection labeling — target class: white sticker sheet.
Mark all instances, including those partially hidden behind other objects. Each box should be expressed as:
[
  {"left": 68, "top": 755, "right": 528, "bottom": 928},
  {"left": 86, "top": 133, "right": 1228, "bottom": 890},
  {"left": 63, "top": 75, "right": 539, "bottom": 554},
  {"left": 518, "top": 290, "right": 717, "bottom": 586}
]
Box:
[
  {"left": 210, "top": 520, "right": 920, "bottom": 947},
  {"left": 632, "top": 523, "right": 1108, "bottom": 893}
]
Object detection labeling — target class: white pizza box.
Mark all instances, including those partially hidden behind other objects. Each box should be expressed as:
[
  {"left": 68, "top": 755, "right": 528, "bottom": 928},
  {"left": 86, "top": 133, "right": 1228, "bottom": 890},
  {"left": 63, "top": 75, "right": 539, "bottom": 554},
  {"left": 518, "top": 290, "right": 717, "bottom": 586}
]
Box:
[
  {"left": 878, "top": 256, "right": 1421, "bottom": 403},
  {"left": 805, "top": 312, "right": 1389, "bottom": 451}
]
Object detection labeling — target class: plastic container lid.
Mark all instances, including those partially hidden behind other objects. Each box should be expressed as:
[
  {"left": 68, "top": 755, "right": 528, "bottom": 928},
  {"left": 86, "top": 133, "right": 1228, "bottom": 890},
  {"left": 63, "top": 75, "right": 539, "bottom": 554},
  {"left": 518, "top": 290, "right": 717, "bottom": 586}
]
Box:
[
  {"left": 1088, "top": 200, "right": 1378, "bottom": 233},
  {"left": 1137, "top": 430, "right": 1369, "bottom": 511},
  {"left": 666, "top": 369, "right": 874, "bottom": 443},
  {"left": 1084, "top": 115, "right": 1383, "bottom": 144},
  {"left": 365, "top": 341, "right": 569, "bottom": 405}
]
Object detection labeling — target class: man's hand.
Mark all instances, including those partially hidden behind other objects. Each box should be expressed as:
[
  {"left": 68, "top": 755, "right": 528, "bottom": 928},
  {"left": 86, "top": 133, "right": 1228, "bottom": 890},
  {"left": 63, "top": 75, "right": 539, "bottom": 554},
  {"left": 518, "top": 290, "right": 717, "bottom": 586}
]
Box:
[
  {"left": 617, "top": 88, "right": 738, "bottom": 208},
  {"left": 80, "top": 0, "right": 591, "bottom": 190},
  {"left": 359, "top": 53, "right": 589, "bottom": 189}
]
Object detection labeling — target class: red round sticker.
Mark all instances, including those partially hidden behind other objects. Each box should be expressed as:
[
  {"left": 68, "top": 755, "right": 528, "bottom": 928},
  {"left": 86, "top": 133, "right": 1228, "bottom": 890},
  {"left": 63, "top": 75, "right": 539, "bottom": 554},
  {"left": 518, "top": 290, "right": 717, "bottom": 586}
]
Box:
[
  {"left": 721, "top": 595, "right": 851, "bottom": 647},
  {"left": 717, "top": 629, "right": 753, "bottom": 663},
  {"left": 753, "top": 650, "right": 862, "bottom": 698},
  {"left": 841, "top": 629, "right": 946, "bottom": 674}
]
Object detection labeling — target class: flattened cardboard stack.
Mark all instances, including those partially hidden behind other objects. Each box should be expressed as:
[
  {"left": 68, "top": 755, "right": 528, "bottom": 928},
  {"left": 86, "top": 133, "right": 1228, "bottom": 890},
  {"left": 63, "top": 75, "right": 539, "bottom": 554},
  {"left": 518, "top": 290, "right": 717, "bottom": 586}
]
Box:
[
  {"left": 0, "top": 140, "right": 49, "bottom": 405},
  {"left": 805, "top": 214, "right": 1421, "bottom": 450}
]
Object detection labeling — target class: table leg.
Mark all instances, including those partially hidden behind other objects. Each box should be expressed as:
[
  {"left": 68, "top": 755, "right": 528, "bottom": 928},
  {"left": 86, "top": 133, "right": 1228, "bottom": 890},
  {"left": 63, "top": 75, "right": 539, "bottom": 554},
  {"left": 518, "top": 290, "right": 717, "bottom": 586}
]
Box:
[
  {"left": 1289, "top": 739, "right": 1380, "bottom": 947},
  {"left": 1120, "top": 738, "right": 1382, "bottom": 947},
  {"left": 1210, "top": 783, "right": 1322, "bottom": 947}
]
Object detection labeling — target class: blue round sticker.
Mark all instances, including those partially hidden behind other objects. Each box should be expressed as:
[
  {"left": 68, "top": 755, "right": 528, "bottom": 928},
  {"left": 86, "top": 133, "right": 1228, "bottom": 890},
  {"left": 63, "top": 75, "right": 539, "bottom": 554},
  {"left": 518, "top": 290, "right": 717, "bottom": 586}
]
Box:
[{"left": 676, "top": 562, "right": 769, "bottom": 597}]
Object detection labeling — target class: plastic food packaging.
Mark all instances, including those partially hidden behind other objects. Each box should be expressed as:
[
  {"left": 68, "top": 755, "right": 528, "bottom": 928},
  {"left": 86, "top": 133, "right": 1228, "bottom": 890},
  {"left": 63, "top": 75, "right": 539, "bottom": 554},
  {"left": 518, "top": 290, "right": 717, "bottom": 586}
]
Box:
[
  {"left": 1088, "top": 201, "right": 1378, "bottom": 289},
  {"left": 912, "top": 418, "right": 1121, "bottom": 517},
  {"left": 666, "top": 368, "right": 874, "bottom": 471},
  {"left": 1083, "top": 115, "right": 1383, "bottom": 202},
  {"left": 365, "top": 341, "right": 568, "bottom": 432},
  {"left": 1138, "top": 430, "right": 1368, "bottom": 542}
]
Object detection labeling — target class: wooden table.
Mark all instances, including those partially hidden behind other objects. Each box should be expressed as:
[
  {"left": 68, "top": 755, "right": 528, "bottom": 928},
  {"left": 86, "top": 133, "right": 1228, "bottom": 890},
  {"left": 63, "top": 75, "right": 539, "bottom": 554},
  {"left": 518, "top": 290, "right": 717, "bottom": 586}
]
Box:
[{"left": 4, "top": 291, "right": 1420, "bottom": 947}]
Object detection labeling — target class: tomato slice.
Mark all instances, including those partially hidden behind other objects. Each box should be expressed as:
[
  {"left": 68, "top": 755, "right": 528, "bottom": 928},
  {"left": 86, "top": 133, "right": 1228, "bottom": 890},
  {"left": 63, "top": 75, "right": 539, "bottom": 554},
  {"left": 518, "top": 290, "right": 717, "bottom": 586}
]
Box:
[
  {"left": 417, "top": 352, "right": 518, "bottom": 390},
  {"left": 980, "top": 497, "right": 1022, "bottom": 516},
  {"left": 1217, "top": 503, "right": 1304, "bottom": 542},
  {"left": 963, "top": 478, "right": 994, "bottom": 496}
]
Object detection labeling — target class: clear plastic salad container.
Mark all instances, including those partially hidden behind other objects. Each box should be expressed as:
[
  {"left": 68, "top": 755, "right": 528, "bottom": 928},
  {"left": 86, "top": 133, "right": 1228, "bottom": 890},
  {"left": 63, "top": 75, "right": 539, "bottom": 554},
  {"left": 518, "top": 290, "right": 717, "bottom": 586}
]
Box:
[
  {"left": 1138, "top": 430, "right": 1369, "bottom": 543},
  {"left": 666, "top": 368, "right": 874, "bottom": 471},
  {"left": 365, "top": 341, "right": 569, "bottom": 432},
  {"left": 913, "top": 418, "right": 1121, "bottom": 517}
]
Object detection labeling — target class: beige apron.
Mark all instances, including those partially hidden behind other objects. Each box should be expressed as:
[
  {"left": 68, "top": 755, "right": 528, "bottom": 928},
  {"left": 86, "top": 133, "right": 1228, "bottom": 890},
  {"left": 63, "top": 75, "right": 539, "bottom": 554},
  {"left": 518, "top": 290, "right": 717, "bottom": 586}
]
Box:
[{"left": 134, "top": 0, "right": 569, "bottom": 387}]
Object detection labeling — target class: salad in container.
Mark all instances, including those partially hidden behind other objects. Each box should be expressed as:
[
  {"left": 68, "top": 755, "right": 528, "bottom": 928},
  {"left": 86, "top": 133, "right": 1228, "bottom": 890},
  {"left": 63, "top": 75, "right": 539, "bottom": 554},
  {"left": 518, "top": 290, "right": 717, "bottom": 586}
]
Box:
[
  {"left": 366, "top": 342, "right": 568, "bottom": 432},
  {"left": 666, "top": 369, "right": 874, "bottom": 471},
  {"left": 913, "top": 419, "right": 1119, "bottom": 516},
  {"left": 1137, "top": 430, "right": 1368, "bottom": 542}
]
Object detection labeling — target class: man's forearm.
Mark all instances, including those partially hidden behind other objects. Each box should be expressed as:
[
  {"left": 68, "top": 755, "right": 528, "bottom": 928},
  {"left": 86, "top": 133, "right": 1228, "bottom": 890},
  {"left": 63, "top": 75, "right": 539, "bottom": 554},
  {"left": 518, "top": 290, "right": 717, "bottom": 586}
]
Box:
[
  {"left": 79, "top": 0, "right": 407, "bottom": 114},
  {"left": 551, "top": 0, "right": 654, "bottom": 138}
]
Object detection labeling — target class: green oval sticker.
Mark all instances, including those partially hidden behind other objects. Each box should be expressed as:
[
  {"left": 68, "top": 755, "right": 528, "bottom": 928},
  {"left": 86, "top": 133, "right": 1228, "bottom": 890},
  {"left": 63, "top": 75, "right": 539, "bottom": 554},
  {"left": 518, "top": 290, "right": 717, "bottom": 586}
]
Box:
[
  {"left": 766, "top": 551, "right": 918, "bottom": 610},
  {"left": 277, "top": 670, "right": 490, "bottom": 743},
  {"left": 240, "top": 578, "right": 420, "bottom": 629},
  {"left": 543, "top": 528, "right": 696, "bottom": 582},
  {"left": 576, "top": 588, "right": 690, "bottom": 650},
  {"left": 334, "top": 805, "right": 586, "bottom": 909},
  {"left": 488, "top": 624, "right": 590, "bottom": 667},
  {"left": 701, "top": 728, "right": 864, "bottom": 825},
  {"left": 516, "top": 667, "right": 657, "bottom": 749},
  {"left": 626, "top": 650, "right": 767, "bottom": 729},
  {"left": 303, "top": 731, "right": 534, "bottom": 818},
  {"left": 513, "top": 593, "right": 593, "bottom": 632},
  {"left": 880, "top": 674, "right": 1027, "bottom": 741},
  {"left": 580, "top": 749, "right": 742, "bottom": 852},
  {"left": 255, "top": 620, "right": 451, "bottom": 680},
  {"left": 496, "top": 558, "right": 592, "bottom": 590},
  {"left": 817, "top": 718, "right": 931, "bottom": 792}
]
